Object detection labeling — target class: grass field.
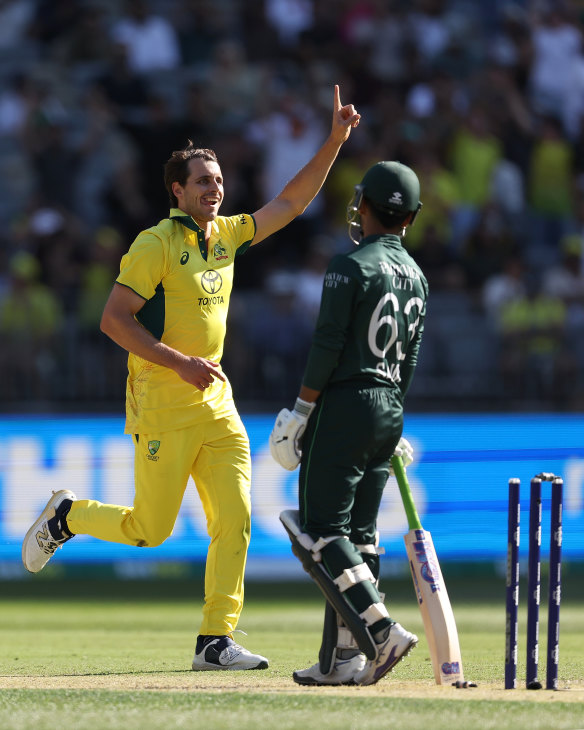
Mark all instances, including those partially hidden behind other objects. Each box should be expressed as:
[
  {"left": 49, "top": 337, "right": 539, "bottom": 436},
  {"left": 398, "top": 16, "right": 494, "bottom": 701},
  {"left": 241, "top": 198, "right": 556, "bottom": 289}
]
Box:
[{"left": 1, "top": 570, "right": 583, "bottom": 730}]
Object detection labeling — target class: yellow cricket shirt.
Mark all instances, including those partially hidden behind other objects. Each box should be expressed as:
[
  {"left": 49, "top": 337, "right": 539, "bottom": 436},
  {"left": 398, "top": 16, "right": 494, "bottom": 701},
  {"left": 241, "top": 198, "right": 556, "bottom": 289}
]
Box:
[{"left": 116, "top": 208, "right": 256, "bottom": 434}]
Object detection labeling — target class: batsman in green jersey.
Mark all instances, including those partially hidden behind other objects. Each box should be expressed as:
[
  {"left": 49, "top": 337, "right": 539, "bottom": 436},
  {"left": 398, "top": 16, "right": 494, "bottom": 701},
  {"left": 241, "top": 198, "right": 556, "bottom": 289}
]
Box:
[{"left": 270, "top": 161, "right": 428, "bottom": 686}]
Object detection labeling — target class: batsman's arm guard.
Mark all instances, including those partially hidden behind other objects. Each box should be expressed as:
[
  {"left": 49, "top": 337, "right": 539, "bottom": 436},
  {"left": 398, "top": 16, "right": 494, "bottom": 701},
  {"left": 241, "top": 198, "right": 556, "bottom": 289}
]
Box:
[{"left": 280, "top": 509, "right": 378, "bottom": 661}]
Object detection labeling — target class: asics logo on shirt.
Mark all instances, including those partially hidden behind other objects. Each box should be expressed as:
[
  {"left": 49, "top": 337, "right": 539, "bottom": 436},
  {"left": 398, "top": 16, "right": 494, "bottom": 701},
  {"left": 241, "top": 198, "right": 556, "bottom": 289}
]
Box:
[{"left": 180, "top": 251, "right": 189, "bottom": 265}]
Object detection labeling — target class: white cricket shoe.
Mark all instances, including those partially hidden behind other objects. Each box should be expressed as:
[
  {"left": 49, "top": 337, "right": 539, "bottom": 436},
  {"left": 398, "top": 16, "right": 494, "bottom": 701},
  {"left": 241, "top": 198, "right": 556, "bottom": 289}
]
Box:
[
  {"left": 293, "top": 653, "right": 366, "bottom": 686},
  {"left": 192, "top": 635, "right": 269, "bottom": 671},
  {"left": 354, "top": 623, "right": 418, "bottom": 686},
  {"left": 22, "top": 490, "right": 76, "bottom": 573}
]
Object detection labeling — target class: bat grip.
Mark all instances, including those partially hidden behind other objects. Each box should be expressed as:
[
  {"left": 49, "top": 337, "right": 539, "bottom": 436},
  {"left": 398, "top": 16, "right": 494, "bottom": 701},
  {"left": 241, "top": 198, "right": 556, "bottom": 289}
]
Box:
[{"left": 391, "top": 455, "right": 422, "bottom": 531}]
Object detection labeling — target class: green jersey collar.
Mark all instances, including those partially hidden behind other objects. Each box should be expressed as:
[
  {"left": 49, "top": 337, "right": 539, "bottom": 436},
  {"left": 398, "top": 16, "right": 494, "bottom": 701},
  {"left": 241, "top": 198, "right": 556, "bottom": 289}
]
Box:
[{"left": 359, "top": 233, "right": 403, "bottom": 247}]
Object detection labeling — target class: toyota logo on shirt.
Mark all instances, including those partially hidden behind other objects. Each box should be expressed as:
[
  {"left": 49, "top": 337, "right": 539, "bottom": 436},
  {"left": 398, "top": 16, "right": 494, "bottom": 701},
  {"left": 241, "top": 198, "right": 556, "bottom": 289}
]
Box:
[{"left": 201, "top": 270, "right": 223, "bottom": 294}]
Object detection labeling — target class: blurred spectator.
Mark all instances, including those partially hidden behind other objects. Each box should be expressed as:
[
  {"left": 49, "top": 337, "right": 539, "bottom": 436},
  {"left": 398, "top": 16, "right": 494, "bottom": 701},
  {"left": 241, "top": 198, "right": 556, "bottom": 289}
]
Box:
[
  {"left": 448, "top": 103, "right": 504, "bottom": 249},
  {"left": 245, "top": 269, "right": 314, "bottom": 401},
  {"left": 0, "top": 74, "right": 28, "bottom": 137},
  {"left": 490, "top": 158, "right": 525, "bottom": 221},
  {"left": 563, "top": 49, "right": 584, "bottom": 141},
  {"left": 0, "top": 0, "right": 35, "bottom": 51},
  {"left": 295, "top": 234, "right": 336, "bottom": 324},
  {"left": 489, "top": 2, "right": 532, "bottom": 83},
  {"left": 472, "top": 61, "right": 533, "bottom": 172},
  {"left": 292, "top": 0, "right": 343, "bottom": 71},
  {"left": 78, "top": 226, "right": 124, "bottom": 331},
  {"left": 0, "top": 128, "right": 35, "bottom": 224},
  {"left": 126, "top": 91, "right": 196, "bottom": 221},
  {"left": 542, "top": 233, "right": 584, "bottom": 329},
  {"left": 336, "top": 0, "right": 409, "bottom": 91},
  {"left": 51, "top": 3, "right": 112, "bottom": 68},
  {"left": 72, "top": 85, "right": 147, "bottom": 234},
  {"left": 29, "top": 0, "right": 81, "bottom": 48},
  {"left": 405, "top": 147, "right": 460, "bottom": 253},
  {"left": 13, "top": 203, "right": 84, "bottom": 314},
  {"left": 0, "top": 250, "right": 63, "bottom": 401},
  {"left": 528, "top": 5, "right": 582, "bottom": 116},
  {"left": 111, "top": 0, "right": 181, "bottom": 74},
  {"left": 74, "top": 225, "right": 127, "bottom": 399},
  {"left": 367, "top": 1, "right": 410, "bottom": 85},
  {"left": 18, "top": 73, "right": 69, "bottom": 138},
  {"left": 203, "top": 39, "right": 266, "bottom": 132},
  {"left": 542, "top": 231, "right": 584, "bottom": 387},
  {"left": 322, "top": 144, "right": 376, "bottom": 235},
  {"left": 27, "top": 119, "right": 77, "bottom": 209},
  {"left": 407, "top": 0, "right": 453, "bottom": 70},
  {"left": 413, "top": 223, "right": 465, "bottom": 292},
  {"left": 482, "top": 251, "right": 527, "bottom": 321},
  {"left": 461, "top": 204, "right": 518, "bottom": 293},
  {"left": 526, "top": 114, "right": 574, "bottom": 263},
  {"left": 338, "top": 0, "right": 375, "bottom": 45},
  {"left": 176, "top": 0, "right": 237, "bottom": 66},
  {"left": 264, "top": 0, "right": 314, "bottom": 49},
  {"left": 95, "top": 40, "right": 150, "bottom": 126},
  {"left": 245, "top": 87, "right": 326, "bottom": 259},
  {"left": 496, "top": 274, "right": 572, "bottom": 403}
]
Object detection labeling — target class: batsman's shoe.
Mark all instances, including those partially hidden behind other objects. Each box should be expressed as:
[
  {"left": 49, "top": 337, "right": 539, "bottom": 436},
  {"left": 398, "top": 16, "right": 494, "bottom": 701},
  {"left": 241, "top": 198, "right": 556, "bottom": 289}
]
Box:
[
  {"left": 293, "top": 653, "right": 366, "bottom": 686},
  {"left": 192, "top": 635, "right": 269, "bottom": 671},
  {"left": 354, "top": 622, "right": 418, "bottom": 686},
  {"left": 22, "top": 490, "right": 76, "bottom": 573}
]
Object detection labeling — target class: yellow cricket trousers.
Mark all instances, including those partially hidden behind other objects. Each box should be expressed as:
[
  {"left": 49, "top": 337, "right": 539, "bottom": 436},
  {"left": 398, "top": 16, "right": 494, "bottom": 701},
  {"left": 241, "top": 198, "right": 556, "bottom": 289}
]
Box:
[{"left": 66, "top": 412, "right": 252, "bottom": 636}]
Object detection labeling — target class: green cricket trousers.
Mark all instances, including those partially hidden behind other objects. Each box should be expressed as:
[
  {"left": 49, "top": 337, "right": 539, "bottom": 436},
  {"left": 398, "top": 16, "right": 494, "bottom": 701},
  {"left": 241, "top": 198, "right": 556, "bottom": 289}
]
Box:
[{"left": 298, "top": 381, "right": 404, "bottom": 545}]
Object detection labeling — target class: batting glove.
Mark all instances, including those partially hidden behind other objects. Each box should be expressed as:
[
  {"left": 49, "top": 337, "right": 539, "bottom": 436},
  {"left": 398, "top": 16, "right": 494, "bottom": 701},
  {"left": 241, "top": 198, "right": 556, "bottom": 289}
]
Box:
[
  {"left": 269, "top": 398, "right": 316, "bottom": 471},
  {"left": 389, "top": 437, "right": 414, "bottom": 475}
]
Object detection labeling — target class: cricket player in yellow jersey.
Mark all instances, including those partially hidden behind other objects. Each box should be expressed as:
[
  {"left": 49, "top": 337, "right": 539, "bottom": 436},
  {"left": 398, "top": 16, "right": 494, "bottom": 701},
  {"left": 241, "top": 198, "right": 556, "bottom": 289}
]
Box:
[{"left": 22, "top": 86, "right": 360, "bottom": 671}]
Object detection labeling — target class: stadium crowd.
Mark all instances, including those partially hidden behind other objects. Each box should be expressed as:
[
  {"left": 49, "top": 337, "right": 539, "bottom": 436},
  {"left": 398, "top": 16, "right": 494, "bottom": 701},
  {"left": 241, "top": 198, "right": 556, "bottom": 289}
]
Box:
[{"left": 1, "top": 0, "right": 584, "bottom": 411}]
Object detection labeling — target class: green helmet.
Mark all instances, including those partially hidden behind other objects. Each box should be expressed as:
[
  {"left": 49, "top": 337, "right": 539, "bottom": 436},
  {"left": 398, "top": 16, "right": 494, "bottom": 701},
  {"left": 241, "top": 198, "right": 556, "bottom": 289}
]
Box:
[{"left": 347, "top": 161, "right": 422, "bottom": 244}]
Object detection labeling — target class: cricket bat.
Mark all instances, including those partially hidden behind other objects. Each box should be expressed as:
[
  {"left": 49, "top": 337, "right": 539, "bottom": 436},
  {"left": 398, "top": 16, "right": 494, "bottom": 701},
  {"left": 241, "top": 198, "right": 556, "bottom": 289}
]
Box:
[{"left": 391, "top": 454, "right": 464, "bottom": 685}]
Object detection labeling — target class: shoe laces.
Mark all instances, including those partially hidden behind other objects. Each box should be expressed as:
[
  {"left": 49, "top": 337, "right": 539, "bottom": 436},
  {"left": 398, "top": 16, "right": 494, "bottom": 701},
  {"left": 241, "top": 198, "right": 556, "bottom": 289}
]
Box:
[
  {"left": 40, "top": 539, "right": 61, "bottom": 556},
  {"left": 219, "top": 630, "right": 250, "bottom": 657},
  {"left": 221, "top": 643, "right": 243, "bottom": 662}
]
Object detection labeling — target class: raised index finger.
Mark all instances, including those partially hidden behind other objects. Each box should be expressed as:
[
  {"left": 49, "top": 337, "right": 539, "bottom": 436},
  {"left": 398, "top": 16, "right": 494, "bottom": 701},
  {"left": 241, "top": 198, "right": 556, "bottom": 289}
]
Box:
[{"left": 334, "top": 84, "right": 341, "bottom": 111}]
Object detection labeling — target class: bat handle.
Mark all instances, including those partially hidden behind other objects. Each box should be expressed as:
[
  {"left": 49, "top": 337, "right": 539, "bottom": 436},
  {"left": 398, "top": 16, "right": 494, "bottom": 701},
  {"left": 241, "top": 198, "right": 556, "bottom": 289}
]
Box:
[{"left": 391, "top": 455, "right": 422, "bottom": 531}]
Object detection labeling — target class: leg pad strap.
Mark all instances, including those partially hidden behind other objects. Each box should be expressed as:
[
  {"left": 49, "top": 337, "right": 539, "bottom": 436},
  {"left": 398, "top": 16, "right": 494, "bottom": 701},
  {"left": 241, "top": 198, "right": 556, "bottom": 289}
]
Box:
[
  {"left": 280, "top": 510, "right": 378, "bottom": 661},
  {"left": 334, "top": 562, "right": 375, "bottom": 592},
  {"left": 360, "top": 602, "right": 389, "bottom": 625}
]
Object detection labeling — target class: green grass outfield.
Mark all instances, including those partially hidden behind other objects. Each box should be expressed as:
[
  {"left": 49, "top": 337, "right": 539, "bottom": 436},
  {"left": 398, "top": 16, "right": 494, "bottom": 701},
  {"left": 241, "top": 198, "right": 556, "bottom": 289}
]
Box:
[{"left": 1, "top": 571, "right": 583, "bottom": 730}]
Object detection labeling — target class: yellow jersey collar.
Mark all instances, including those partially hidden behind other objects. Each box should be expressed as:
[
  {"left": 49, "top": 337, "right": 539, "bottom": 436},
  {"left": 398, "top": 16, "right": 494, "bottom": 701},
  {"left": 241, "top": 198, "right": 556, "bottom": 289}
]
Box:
[{"left": 169, "top": 208, "right": 208, "bottom": 261}]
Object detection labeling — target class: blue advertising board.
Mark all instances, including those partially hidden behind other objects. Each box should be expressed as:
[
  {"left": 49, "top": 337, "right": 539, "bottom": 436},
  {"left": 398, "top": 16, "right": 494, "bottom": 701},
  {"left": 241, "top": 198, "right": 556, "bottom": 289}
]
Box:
[{"left": 1, "top": 413, "right": 583, "bottom": 577}]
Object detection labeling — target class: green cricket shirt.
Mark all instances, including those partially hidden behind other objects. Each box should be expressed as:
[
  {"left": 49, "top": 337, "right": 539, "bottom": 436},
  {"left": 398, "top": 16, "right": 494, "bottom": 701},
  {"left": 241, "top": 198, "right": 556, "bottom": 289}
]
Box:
[{"left": 302, "top": 233, "right": 429, "bottom": 396}]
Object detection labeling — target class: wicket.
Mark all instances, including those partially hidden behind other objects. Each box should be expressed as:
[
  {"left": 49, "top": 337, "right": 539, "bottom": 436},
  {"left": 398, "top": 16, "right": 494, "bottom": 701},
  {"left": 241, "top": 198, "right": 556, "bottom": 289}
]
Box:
[{"left": 505, "top": 473, "right": 563, "bottom": 690}]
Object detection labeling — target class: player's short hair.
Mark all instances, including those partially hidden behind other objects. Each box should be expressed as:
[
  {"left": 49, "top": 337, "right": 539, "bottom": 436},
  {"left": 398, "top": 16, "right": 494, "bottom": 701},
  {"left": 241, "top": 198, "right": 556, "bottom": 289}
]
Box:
[
  {"left": 164, "top": 141, "right": 218, "bottom": 207},
  {"left": 365, "top": 202, "right": 411, "bottom": 230}
]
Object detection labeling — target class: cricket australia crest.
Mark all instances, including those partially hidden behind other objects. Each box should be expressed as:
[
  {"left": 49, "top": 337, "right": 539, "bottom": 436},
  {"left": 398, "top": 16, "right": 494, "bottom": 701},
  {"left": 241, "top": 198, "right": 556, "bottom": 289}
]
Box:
[{"left": 147, "top": 440, "right": 160, "bottom": 461}]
